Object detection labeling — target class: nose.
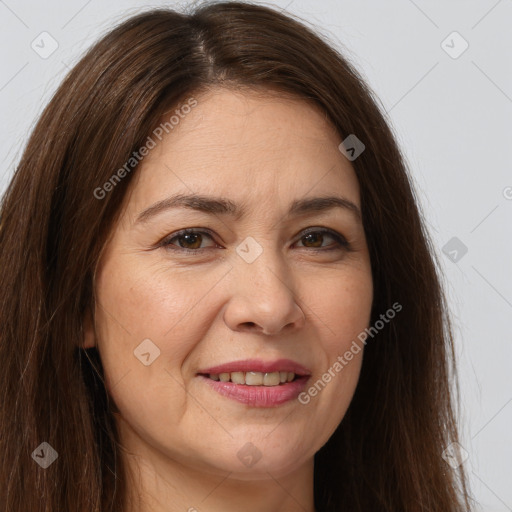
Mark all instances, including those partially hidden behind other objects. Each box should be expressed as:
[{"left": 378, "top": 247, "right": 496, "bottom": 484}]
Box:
[{"left": 222, "top": 250, "right": 306, "bottom": 336}]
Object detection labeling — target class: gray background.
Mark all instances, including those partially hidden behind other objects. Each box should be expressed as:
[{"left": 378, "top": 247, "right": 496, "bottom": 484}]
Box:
[{"left": 1, "top": 1, "right": 511, "bottom": 510}]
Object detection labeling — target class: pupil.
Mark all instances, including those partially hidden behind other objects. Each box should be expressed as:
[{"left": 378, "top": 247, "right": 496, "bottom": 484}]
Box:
[
  {"left": 181, "top": 233, "right": 201, "bottom": 249},
  {"left": 304, "top": 233, "right": 322, "bottom": 248}
]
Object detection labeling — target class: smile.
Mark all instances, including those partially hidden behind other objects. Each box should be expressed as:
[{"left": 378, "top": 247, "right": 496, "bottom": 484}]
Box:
[
  {"left": 202, "top": 370, "right": 297, "bottom": 386},
  {"left": 196, "top": 358, "right": 312, "bottom": 407}
]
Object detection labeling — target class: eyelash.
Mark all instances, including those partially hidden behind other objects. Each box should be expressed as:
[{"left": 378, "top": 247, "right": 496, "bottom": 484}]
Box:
[{"left": 159, "top": 227, "right": 351, "bottom": 254}]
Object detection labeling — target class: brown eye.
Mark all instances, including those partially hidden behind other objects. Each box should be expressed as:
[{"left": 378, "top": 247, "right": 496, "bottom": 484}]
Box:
[
  {"left": 296, "top": 229, "right": 349, "bottom": 251},
  {"left": 160, "top": 227, "right": 350, "bottom": 254},
  {"left": 161, "top": 229, "right": 217, "bottom": 251},
  {"left": 300, "top": 232, "right": 326, "bottom": 248},
  {"left": 175, "top": 233, "right": 204, "bottom": 249}
]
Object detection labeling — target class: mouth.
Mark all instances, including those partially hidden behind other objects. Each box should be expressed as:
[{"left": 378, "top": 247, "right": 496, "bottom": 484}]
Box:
[
  {"left": 196, "top": 358, "right": 311, "bottom": 385},
  {"left": 196, "top": 359, "right": 311, "bottom": 407},
  {"left": 198, "top": 370, "right": 302, "bottom": 386}
]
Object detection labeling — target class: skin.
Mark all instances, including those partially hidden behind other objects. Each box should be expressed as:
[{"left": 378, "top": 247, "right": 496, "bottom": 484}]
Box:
[{"left": 83, "top": 87, "right": 373, "bottom": 512}]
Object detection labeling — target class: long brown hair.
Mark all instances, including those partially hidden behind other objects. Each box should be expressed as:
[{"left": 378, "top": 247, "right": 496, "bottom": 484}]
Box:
[{"left": 0, "top": 2, "right": 474, "bottom": 510}]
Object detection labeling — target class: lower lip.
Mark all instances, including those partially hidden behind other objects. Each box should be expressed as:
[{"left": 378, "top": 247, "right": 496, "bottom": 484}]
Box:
[{"left": 198, "top": 375, "right": 310, "bottom": 407}]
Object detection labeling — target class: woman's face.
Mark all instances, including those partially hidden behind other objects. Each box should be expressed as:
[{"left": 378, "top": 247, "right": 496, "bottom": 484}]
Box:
[{"left": 85, "top": 87, "right": 373, "bottom": 480}]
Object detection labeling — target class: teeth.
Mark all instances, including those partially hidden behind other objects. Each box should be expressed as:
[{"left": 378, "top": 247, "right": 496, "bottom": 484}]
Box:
[
  {"left": 231, "top": 372, "right": 245, "bottom": 384},
  {"left": 263, "top": 372, "right": 280, "bottom": 386},
  {"left": 245, "top": 371, "right": 263, "bottom": 385},
  {"left": 207, "top": 371, "right": 297, "bottom": 386}
]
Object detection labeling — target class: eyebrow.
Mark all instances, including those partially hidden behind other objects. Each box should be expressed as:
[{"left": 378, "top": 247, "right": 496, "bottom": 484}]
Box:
[{"left": 135, "top": 193, "right": 362, "bottom": 224}]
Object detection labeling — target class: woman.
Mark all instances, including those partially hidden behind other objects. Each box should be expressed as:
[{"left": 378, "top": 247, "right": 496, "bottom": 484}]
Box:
[{"left": 0, "top": 2, "right": 474, "bottom": 511}]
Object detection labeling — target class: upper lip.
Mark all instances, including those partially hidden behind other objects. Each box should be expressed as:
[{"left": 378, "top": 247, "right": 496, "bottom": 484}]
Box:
[{"left": 197, "top": 358, "right": 311, "bottom": 376}]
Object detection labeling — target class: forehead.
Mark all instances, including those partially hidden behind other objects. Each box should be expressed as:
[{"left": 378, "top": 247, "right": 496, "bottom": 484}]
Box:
[{"left": 124, "top": 87, "right": 360, "bottom": 218}]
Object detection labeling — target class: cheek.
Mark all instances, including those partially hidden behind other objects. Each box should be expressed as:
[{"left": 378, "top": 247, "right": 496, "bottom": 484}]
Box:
[
  {"left": 96, "top": 255, "right": 223, "bottom": 342},
  {"left": 296, "top": 265, "right": 371, "bottom": 427},
  {"left": 304, "top": 263, "right": 373, "bottom": 349},
  {"left": 90, "top": 261, "right": 204, "bottom": 440},
  {"left": 93, "top": 256, "right": 230, "bottom": 396}
]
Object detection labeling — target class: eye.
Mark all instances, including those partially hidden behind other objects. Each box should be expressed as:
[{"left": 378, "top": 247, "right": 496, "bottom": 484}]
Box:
[
  {"left": 294, "top": 228, "right": 350, "bottom": 251},
  {"left": 159, "top": 227, "right": 350, "bottom": 254},
  {"left": 160, "top": 228, "right": 218, "bottom": 252}
]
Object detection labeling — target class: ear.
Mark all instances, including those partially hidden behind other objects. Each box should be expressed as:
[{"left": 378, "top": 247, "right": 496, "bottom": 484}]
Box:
[{"left": 82, "top": 306, "right": 96, "bottom": 349}]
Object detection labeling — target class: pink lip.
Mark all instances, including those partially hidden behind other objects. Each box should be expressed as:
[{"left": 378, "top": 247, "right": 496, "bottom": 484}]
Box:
[
  {"left": 196, "top": 358, "right": 312, "bottom": 408},
  {"left": 198, "top": 375, "right": 310, "bottom": 407},
  {"left": 197, "top": 358, "right": 311, "bottom": 376}
]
